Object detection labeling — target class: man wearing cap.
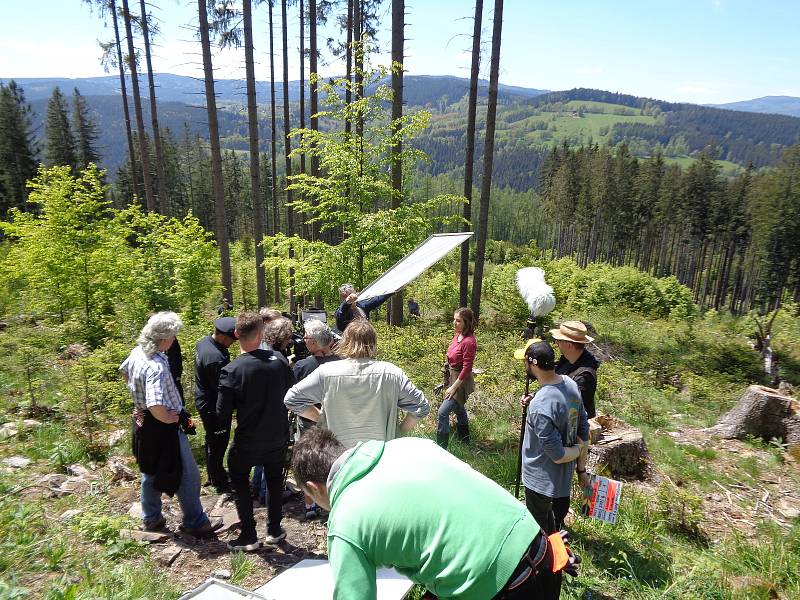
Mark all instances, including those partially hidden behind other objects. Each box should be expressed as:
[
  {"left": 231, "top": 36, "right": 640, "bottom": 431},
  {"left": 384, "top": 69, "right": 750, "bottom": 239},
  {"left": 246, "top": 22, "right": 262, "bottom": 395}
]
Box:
[
  {"left": 194, "top": 316, "right": 237, "bottom": 495},
  {"left": 520, "top": 341, "right": 590, "bottom": 535},
  {"left": 551, "top": 321, "right": 600, "bottom": 418}
]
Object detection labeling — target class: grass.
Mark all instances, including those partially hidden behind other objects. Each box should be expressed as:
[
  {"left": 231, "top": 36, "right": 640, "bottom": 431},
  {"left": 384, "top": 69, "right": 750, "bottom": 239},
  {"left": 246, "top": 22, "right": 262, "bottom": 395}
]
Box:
[{"left": 1, "top": 289, "right": 799, "bottom": 598}]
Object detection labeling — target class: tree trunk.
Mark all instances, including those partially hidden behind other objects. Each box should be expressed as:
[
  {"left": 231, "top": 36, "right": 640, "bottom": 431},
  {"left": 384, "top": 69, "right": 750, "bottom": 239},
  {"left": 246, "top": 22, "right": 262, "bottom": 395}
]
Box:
[
  {"left": 354, "top": 0, "right": 364, "bottom": 141},
  {"left": 389, "top": 0, "right": 404, "bottom": 325},
  {"left": 344, "top": 0, "right": 353, "bottom": 136},
  {"left": 309, "top": 0, "right": 320, "bottom": 244},
  {"left": 110, "top": 0, "right": 140, "bottom": 202},
  {"left": 138, "top": 0, "right": 168, "bottom": 214},
  {"left": 460, "top": 0, "right": 482, "bottom": 309},
  {"left": 243, "top": 0, "right": 267, "bottom": 307},
  {"left": 268, "top": 0, "right": 280, "bottom": 304},
  {"left": 587, "top": 415, "right": 653, "bottom": 480},
  {"left": 198, "top": 0, "right": 233, "bottom": 306},
  {"left": 281, "top": 0, "right": 296, "bottom": 315},
  {"left": 707, "top": 385, "right": 797, "bottom": 442},
  {"left": 298, "top": 0, "right": 308, "bottom": 240},
  {"left": 470, "top": 0, "right": 503, "bottom": 320},
  {"left": 121, "top": 0, "right": 156, "bottom": 212}
]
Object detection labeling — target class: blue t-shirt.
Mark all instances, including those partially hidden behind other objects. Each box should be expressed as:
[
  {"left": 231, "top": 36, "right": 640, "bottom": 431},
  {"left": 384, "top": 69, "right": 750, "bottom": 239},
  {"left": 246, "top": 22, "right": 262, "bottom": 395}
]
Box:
[{"left": 522, "top": 376, "right": 589, "bottom": 498}]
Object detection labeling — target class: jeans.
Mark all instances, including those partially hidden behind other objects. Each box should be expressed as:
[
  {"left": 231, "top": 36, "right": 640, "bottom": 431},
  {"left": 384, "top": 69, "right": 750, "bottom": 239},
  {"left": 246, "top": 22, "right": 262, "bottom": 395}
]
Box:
[
  {"left": 524, "top": 487, "right": 570, "bottom": 535},
  {"left": 437, "top": 398, "right": 469, "bottom": 437},
  {"left": 198, "top": 409, "right": 231, "bottom": 492},
  {"left": 229, "top": 447, "right": 285, "bottom": 537},
  {"left": 140, "top": 431, "right": 209, "bottom": 530},
  {"left": 251, "top": 465, "right": 267, "bottom": 501}
]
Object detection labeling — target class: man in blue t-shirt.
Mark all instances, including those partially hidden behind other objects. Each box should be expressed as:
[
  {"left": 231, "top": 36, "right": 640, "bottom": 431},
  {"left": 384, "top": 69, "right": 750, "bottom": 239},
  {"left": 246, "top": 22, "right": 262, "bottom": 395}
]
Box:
[{"left": 520, "top": 340, "right": 590, "bottom": 534}]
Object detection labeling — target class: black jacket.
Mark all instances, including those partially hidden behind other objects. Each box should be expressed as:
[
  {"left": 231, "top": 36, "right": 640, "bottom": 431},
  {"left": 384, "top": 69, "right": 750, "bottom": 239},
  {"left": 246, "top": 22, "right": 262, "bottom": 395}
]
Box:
[
  {"left": 555, "top": 349, "right": 599, "bottom": 418},
  {"left": 132, "top": 411, "right": 182, "bottom": 495},
  {"left": 217, "top": 349, "right": 294, "bottom": 463},
  {"left": 194, "top": 334, "right": 230, "bottom": 414}
]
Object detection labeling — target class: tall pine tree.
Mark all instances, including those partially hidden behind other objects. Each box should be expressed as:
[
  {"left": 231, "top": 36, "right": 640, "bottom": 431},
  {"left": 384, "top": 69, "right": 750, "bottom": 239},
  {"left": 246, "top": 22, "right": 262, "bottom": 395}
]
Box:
[
  {"left": 71, "top": 88, "right": 101, "bottom": 170},
  {"left": 0, "top": 81, "right": 38, "bottom": 217},
  {"left": 44, "top": 87, "right": 77, "bottom": 171}
]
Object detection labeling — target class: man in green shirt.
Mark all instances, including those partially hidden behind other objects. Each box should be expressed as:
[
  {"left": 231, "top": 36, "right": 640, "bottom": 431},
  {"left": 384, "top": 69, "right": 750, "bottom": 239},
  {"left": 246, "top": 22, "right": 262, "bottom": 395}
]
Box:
[{"left": 292, "top": 428, "right": 579, "bottom": 599}]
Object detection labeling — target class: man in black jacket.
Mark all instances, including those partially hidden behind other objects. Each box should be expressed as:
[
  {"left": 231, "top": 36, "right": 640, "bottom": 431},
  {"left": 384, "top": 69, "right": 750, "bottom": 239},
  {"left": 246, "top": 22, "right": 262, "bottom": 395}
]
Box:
[
  {"left": 218, "top": 311, "right": 294, "bottom": 551},
  {"left": 194, "top": 317, "right": 237, "bottom": 495},
  {"left": 551, "top": 321, "right": 600, "bottom": 418}
]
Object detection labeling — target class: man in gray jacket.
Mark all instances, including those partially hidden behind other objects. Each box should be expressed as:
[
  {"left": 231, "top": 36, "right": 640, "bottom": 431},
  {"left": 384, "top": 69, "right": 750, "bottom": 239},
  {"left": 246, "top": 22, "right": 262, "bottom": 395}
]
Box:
[{"left": 284, "top": 320, "right": 429, "bottom": 449}]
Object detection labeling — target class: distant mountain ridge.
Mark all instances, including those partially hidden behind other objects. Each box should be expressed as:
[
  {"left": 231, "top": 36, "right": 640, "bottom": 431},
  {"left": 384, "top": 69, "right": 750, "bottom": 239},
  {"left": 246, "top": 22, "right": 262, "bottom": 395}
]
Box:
[
  {"left": 9, "top": 74, "right": 800, "bottom": 191},
  {"left": 4, "top": 73, "right": 549, "bottom": 105},
  {"left": 709, "top": 96, "right": 800, "bottom": 118}
]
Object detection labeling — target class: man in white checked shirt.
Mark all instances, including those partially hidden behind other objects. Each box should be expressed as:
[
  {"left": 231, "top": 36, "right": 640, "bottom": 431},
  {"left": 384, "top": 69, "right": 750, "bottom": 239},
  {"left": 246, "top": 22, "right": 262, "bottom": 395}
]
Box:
[{"left": 120, "top": 312, "right": 220, "bottom": 535}]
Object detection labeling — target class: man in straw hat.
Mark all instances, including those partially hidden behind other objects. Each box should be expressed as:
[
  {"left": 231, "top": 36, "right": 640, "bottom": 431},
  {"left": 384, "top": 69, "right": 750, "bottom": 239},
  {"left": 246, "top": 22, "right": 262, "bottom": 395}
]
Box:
[{"left": 550, "top": 321, "right": 600, "bottom": 418}]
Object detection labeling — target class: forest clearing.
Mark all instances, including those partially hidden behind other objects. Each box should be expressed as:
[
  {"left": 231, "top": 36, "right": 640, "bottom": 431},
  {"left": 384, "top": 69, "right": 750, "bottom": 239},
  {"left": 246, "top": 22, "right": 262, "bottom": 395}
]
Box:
[{"left": 2, "top": 0, "right": 800, "bottom": 598}]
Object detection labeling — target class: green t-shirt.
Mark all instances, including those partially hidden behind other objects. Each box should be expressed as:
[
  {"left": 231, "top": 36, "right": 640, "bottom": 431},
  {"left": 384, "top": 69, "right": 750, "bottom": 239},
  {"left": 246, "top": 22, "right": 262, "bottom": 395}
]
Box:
[{"left": 327, "top": 438, "right": 540, "bottom": 599}]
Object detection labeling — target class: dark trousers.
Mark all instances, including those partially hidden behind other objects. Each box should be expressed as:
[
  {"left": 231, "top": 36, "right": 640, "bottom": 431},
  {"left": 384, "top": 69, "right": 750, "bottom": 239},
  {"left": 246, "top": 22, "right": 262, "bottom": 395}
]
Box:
[
  {"left": 228, "top": 446, "right": 285, "bottom": 537},
  {"left": 198, "top": 409, "right": 231, "bottom": 492},
  {"left": 525, "top": 487, "right": 570, "bottom": 534},
  {"left": 491, "top": 532, "right": 562, "bottom": 600}
]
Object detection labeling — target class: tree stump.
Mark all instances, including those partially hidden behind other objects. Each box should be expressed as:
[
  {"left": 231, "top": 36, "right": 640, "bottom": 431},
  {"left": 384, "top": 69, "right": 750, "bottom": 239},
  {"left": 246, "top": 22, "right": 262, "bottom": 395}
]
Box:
[
  {"left": 707, "top": 385, "right": 796, "bottom": 442},
  {"left": 587, "top": 415, "right": 652, "bottom": 480}
]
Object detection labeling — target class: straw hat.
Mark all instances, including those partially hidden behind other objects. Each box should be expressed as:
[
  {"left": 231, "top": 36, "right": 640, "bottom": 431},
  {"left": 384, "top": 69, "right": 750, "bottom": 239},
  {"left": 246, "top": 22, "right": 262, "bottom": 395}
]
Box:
[{"left": 549, "top": 321, "right": 594, "bottom": 344}]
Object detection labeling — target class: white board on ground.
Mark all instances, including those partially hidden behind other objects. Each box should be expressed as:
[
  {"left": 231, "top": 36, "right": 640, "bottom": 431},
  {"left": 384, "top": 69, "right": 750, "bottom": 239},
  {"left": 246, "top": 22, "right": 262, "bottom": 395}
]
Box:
[
  {"left": 254, "top": 559, "right": 414, "bottom": 599},
  {"left": 177, "top": 578, "right": 266, "bottom": 600},
  {"left": 357, "top": 232, "right": 473, "bottom": 301}
]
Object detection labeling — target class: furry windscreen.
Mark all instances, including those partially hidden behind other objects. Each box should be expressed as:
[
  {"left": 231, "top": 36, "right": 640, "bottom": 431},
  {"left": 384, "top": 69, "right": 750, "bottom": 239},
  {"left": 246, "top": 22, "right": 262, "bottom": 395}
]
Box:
[{"left": 515, "top": 267, "right": 556, "bottom": 317}]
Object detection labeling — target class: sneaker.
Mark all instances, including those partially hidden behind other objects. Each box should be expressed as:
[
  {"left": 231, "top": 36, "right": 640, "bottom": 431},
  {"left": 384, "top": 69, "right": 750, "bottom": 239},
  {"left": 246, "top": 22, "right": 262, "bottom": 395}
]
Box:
[
  {"left": 142, "top": 515, "right": 167, "bottom": 532},
  {"left": 180, "top": 516, "right": 223, "bottom": 537},
  {"left": 264, "top": 528, "right": 286, "bottom": 546},
  {"left": 227, "top": 531, "right": 262, "bottom": 552},
  {"left": 305, "top": 504, "right": 320, "bottom": 520}
]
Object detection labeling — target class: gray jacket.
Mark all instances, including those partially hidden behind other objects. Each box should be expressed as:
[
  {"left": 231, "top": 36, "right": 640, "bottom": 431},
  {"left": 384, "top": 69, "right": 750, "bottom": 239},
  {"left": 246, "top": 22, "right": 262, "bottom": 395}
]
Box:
[{"left": 284, "top": 358, "right": 430, "bottom": 449}]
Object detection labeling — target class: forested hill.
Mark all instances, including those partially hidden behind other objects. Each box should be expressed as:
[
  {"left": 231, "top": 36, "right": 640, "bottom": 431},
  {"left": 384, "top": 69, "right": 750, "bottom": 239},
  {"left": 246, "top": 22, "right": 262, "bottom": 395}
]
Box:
[
  {"left": 10, "top": 73, "right": 548, "bottom": 105},
  {"left": 16, "top": 76, "right": 800, "bottom": 191},
  {"left": 709, "top": 95, "right": 800, "bottom": 118}
]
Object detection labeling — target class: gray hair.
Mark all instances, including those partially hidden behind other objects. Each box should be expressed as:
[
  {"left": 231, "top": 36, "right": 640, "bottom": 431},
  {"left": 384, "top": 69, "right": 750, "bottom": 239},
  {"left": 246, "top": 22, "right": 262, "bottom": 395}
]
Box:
[
  {"left": 304, "top": 318, "right": 333, "bottom": 347},
  {"left": 138, "top": 311, "right": 182, "bottom": 358},
  {"left": 338, "top": 283, "right": 355, "bottom": 296},
  {"left": 264, "top": 317, "right": 293, "bottom": 346}
]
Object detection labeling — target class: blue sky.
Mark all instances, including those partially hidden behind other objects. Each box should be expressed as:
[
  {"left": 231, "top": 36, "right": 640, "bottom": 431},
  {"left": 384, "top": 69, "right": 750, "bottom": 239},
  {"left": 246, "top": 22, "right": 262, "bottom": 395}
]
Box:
[{"left": 1, "top": 0, "right": 798, "bottom": 104}]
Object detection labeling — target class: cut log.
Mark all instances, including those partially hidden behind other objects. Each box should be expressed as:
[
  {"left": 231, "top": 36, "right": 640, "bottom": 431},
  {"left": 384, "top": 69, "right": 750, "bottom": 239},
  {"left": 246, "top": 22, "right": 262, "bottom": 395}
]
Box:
[
  {"left": 587, "top": 417, "right": 652, "bottom": 480},
  {"left": 707, "top": 385, "right": 795, "bottom": 442}
]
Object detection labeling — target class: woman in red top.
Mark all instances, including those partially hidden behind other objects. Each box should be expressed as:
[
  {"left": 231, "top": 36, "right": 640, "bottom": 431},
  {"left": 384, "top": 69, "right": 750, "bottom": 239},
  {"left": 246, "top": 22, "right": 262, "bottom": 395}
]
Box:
[{"left": 437, "top": 307, "right": 477, "bottom": 449}]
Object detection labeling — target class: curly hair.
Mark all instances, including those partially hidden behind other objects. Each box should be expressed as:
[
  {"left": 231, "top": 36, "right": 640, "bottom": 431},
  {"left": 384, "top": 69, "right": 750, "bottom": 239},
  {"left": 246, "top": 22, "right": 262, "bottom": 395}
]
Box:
[
  {"left": 264, "top": 317, "right": 293, "bottom": 347},
  {"left": 137, "top": 311, "right": 182, "bottom": 358}
]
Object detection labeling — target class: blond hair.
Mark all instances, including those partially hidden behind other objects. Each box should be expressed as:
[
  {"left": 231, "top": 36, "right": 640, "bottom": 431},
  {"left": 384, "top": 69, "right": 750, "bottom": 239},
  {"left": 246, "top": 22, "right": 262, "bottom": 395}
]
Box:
[{"left": 337, "top": 319, "right": 377, "bottom": 359}]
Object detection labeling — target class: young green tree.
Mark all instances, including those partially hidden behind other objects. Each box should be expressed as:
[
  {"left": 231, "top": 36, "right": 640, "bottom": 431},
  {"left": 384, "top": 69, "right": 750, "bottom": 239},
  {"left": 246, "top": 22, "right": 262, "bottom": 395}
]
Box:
[
  {"left": 44, "top": 87, "right": 77, "bottom": 171},
  {"left": 278, "top": 66, "right": 462, "bottom": 299},
  {"left": 71, "top": 88, "right": 101, "bottom": 170},
  {"left": 0, "top": 81, "right": 38, "bottom": 217}
]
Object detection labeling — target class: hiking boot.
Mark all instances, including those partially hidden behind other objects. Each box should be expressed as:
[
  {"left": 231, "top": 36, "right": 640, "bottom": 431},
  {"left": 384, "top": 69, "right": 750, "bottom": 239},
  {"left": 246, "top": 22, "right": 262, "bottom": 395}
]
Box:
[
  {"left": 142, "top": 515, "right": 167, "bottom": 532},
  {"left": 264, "top": 528, "right": 286, "bottom": 547},
  {"left": 436, "top": 433, "right": 449, "bottom": 449},
  {"left": 456, "top": 423, "right": 470, "bottom": 445},
  {"left": 179, "top": 516, "right": 223, "bottom": 537},
  {"left": 227, "top": 530, "right": 262, "bottom": 552}
]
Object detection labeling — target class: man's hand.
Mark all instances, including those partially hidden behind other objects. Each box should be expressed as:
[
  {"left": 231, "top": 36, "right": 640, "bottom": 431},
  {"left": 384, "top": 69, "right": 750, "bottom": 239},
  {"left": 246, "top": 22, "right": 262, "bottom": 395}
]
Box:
[
  {"left": 149, "top": 405, "right": 179, "bottom": 424},
  {"left": 346, "top": 293, "right": 358, "bottom": 305},
  {"left": 520, "top": 393, "right": 533, "bottom": 408},
  {"left": 578, "top": 471, "right": 591, "bottom": 490}
]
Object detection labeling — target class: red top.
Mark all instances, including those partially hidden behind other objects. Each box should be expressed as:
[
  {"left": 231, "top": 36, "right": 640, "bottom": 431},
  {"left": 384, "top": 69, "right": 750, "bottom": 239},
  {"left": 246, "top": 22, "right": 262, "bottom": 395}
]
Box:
[{"left": 447, "top": 334, "right": 477, "bottom": 381}]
